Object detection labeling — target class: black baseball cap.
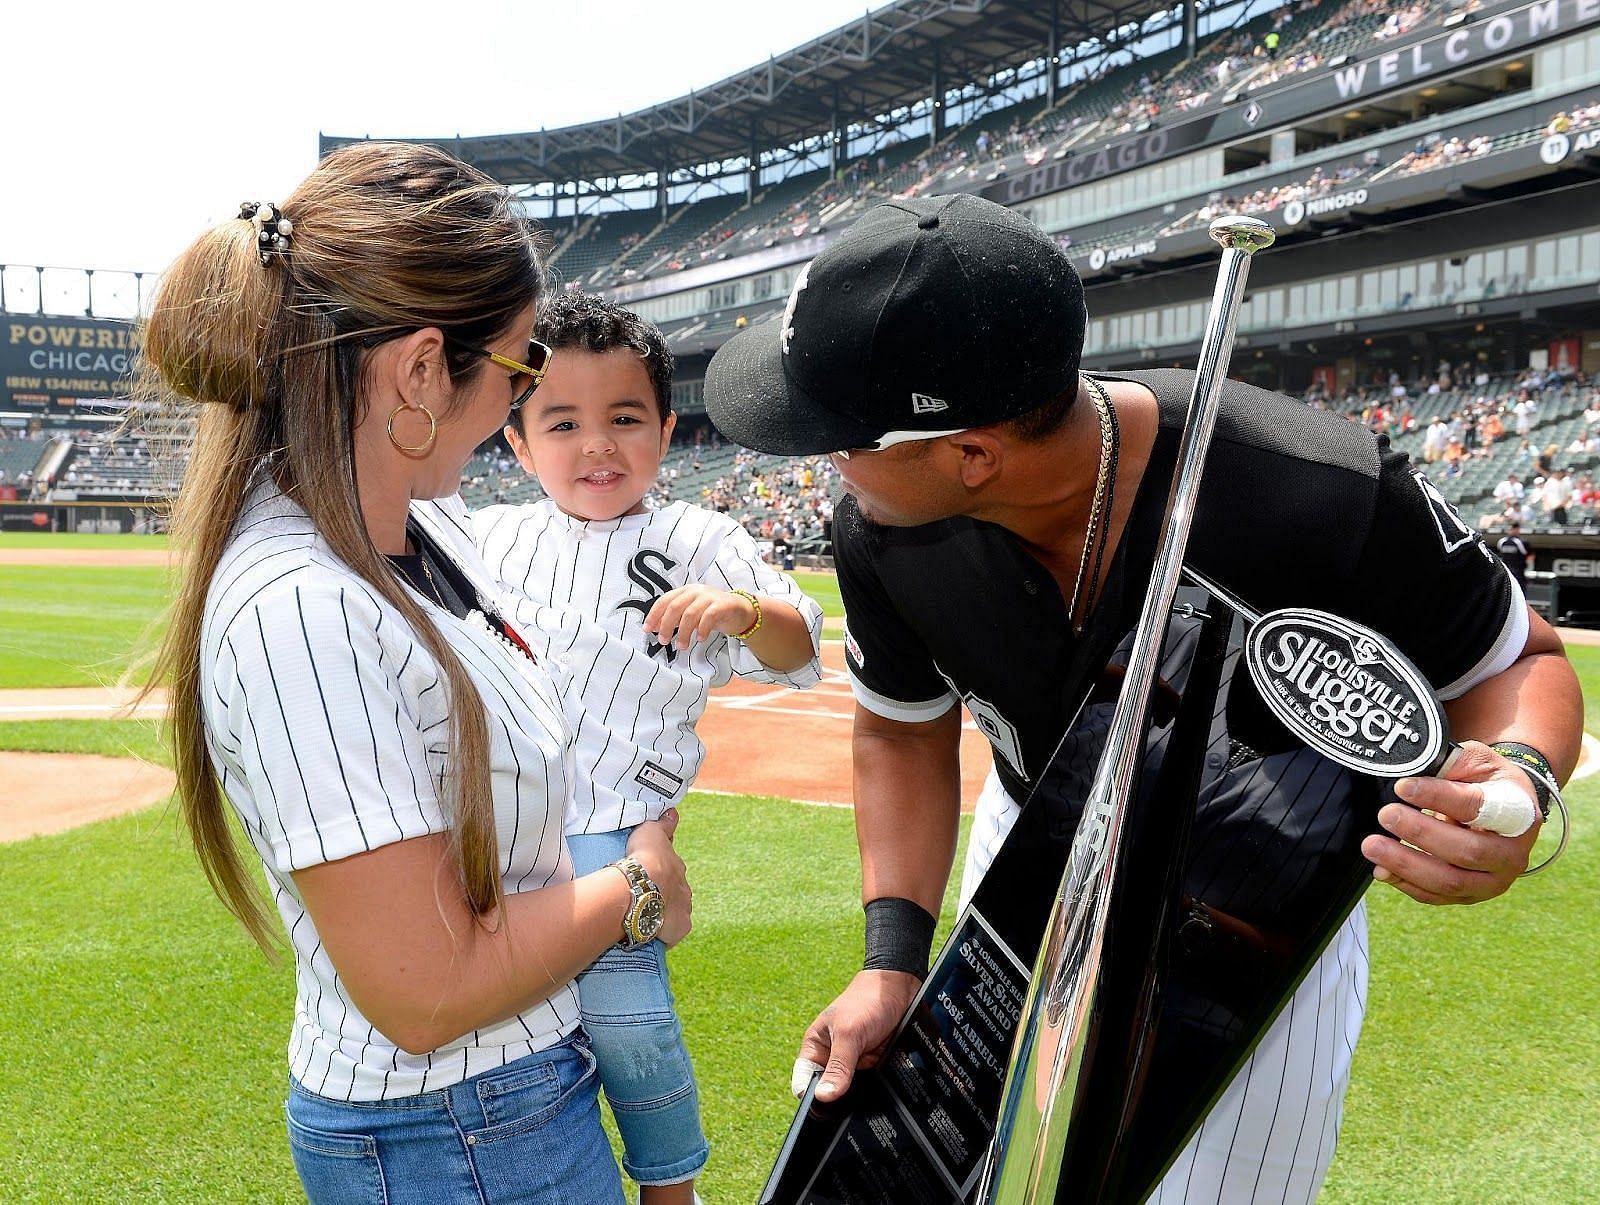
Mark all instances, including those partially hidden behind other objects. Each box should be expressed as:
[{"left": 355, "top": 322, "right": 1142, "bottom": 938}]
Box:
[{"left": 704, "top": 193, "right": 1086, "bottom": 455}]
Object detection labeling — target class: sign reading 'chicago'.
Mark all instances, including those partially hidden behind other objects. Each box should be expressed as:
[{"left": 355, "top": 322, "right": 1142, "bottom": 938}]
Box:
[
  {"left": 3, "top": 316, "right": 140, "bottom": 411},
  {"left": 984, "top": 121, "right": 1218, "bottom": 205}
]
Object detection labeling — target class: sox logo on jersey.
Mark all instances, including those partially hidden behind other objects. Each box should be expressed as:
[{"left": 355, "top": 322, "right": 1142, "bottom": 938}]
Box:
[
  {"left": 614, "top": 548, "right": 680, "bottom": 661},
  {"left": 468, "top": 497, "right": 826, "bottom": 835}
]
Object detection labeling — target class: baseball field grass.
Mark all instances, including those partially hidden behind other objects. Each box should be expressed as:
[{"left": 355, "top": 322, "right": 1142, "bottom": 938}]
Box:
[
  {"left": 0, "top": 532, "right": 171, "bottom": 551},
  {"left": 1, "top": 536, "right": 1597, "bottom": 1201},
  {"left": 0, "top": 564, "right": 169, "bottom": 688}
]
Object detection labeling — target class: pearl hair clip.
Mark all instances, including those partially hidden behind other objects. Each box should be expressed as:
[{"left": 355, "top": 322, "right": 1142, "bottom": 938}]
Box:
[{"left": 238, "top": 201, "right": 293, "bottom": 267}]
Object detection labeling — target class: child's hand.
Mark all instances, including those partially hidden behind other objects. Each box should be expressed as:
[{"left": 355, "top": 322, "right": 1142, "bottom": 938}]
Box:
[{"left": 643, "top": 584, "right": 759, "bottom": 651}]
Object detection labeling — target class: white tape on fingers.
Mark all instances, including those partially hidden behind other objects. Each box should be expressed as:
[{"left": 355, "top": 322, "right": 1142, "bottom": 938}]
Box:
[
  {"left": 791, "top": 1057, "right": 824, "bottom": 1099},
  {"left": 1471, "top": 778, "right": 1537, "bottom": 838}
]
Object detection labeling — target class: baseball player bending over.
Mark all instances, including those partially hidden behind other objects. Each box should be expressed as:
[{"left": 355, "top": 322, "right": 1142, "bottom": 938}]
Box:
[{"left": 702, "top": 194, "right": 1581, "bottom": 1203}]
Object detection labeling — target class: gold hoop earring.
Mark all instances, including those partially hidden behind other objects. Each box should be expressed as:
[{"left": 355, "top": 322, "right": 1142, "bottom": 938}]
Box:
[{"left": 387, "top": 402, "right": 437, "bottom": 456}]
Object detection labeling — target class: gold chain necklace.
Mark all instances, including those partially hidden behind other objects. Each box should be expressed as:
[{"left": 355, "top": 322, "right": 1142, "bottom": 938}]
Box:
[
  {"left": 1066, "top": 377, "right": 1120, "bottom": 633},
  {"left": 416, "top": 551, "right": 447, "bottom": 609}
]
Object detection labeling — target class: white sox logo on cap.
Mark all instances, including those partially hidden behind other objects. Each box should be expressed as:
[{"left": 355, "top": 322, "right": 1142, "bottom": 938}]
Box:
[{"left": 780, "top": 262, "right": 811, "bottom": 356}]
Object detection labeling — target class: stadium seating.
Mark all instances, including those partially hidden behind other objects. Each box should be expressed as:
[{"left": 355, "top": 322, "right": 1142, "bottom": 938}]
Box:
[
  {"left": 0, "top": 436, "right": 46, "bottom": 492},
  {"left": 614, "top": 193, "right": 748, "bottom": 280},
  {"left": 555, "top": 0, "right": 1491, "bottom": 295},
  {"left": 545, "top": 207, "right": 664, "bottom": 288}
]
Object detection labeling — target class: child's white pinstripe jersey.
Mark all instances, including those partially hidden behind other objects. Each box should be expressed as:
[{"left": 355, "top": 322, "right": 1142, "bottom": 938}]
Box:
[{"left": 466, "top": 497, "right": 824, "bottom": 835}]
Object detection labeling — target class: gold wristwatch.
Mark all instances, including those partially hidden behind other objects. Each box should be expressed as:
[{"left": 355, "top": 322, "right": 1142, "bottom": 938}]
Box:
[{"left": 613, "top": 855, "right": 665, "bottom": 950}]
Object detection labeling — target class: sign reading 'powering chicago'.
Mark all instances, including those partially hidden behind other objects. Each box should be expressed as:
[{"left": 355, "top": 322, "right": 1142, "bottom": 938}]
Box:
[{"left": 3, "top": 316, "right": 140, "bottom": 412}]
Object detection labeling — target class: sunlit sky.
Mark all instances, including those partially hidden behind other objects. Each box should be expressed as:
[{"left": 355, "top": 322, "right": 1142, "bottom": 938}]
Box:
[{"left": 2, "top": 0, "right": 889, "bottom": 276}]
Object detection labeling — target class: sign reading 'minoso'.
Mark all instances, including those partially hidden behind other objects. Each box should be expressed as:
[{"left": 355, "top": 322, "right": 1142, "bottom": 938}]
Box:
[
  {"left": 3, "top": 316, "right": 140, "bottom": 412},
  {"left": 1282, "top": 189, "right": 1369, "bottom": 226},
  {"left": 1244, "top": 608, "right": 1449, "bottom": 778}
]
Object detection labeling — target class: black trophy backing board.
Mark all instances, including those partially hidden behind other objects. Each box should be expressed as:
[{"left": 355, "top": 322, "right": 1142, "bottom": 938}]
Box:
[{"left": 760, "top": 589, "right": 1385, "bottom": 1205}]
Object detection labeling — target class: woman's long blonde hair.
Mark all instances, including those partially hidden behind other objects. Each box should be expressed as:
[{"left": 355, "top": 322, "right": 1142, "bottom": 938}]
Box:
[{"left": 137, "top": 142, "right": 541, "bottom": 952}]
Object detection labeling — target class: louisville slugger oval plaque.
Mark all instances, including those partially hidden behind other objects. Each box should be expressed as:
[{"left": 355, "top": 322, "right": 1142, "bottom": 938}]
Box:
[{"left": 1244, "top": 608, "right": 1449, "bottom": 778}]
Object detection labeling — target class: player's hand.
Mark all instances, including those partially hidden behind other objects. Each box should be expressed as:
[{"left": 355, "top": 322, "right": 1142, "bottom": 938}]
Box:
[
  {"left": 626, "top": 811, "right": 692, "bottom": 947},
  {"left": 1360, "top": 741, "right": 1541, "bottom": 905},
  {"left": 795, "top": 969, "right": 922, "bottom": 1103},
  {"left": 644, "top": 584, "right": 759, "bottom": 650}
]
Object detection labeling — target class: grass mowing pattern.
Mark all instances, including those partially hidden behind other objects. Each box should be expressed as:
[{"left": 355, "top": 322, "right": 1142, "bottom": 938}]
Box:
[
  {"left": 0, "top": 804, "right": 297, "bottom": 1202},
  {"left": 0, "top": 719, "right": 168, "bottom": 763},
  {"left": 1323, "top": 812, "right": 1600, "bottom": 1202},
  {"left": 0, "top": 761, "right": 1593, "bottom": 1200},
  {"left": 0, "top": 564, "right": 830, "bottom": 694},
  {"left": 0, "top": 565, "right": 170, "bottom": 688},
  {"left": 0, "top": 532, "right": 171, "bottom": 550},
  {"left": 791, "top": 568, "right": 844, "bottom": 620},
  {"left": 0, "top": 790, "right": 962, "bottom": 1202}
]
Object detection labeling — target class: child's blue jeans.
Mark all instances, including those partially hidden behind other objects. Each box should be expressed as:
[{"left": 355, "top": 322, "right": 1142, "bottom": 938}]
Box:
[{"left": 568, "top": 826, "right": 710, "bottom": 1187}]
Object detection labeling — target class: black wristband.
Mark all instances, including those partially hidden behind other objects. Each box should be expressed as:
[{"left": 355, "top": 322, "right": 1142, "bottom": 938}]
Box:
[
  {"left": 863, "top": 897, "right": 937, "bottom": 978},
  {"left": 1490, "top": 741, "right": 1555, "bottom": 820}
]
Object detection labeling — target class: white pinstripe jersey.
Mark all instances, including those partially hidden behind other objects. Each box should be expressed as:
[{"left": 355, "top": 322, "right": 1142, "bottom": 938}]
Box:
[
  {"left": 468, "top": 498, "right": 825, "bottom": 834},
  {"left": 200, "top": 481, "right": 580, "bottom": 1102}
]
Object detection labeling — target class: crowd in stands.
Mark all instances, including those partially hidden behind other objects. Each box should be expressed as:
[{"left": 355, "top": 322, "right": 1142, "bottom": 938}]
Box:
[
  {"left": 1545, "top": 98, "right": 1600, "bottom": 139},
  {"left": 693, "top": 451, "right": 838, "bottom": 553},
  {"left": 1388, "top": 131, "right": 1494, "bottom": 178},
  {"left": 57, "top": 435, "right": 182, "bottom": 497},
  {"left": 13, "top": 360, "right": 1597, "bottom": 561},
  {"left": 584, "top": 58, "right": 1524, "bottom": 290},
  {"left": 560, "top": 0, "right": 1483, "bottom": 291},
  {"left": 0, "top": 431, "right": 43, "bottom": 496},
  {"left": 1304, "top": 364, "right": 1600, "bottom": 533},
  {"left": 1160, "top": 156, "right": 1375, "bottom": 236},
  {"left": 1097, "top": 87, "right": 1592, "bottom": 252},
  {"left": 449, "top": 362, "right": 1600, "bottom": 556}
]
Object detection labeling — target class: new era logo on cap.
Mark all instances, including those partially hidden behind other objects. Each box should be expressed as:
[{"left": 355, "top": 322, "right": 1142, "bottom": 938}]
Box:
[{"left": 911, "top": 392, "right": 950, "bottom": 414}]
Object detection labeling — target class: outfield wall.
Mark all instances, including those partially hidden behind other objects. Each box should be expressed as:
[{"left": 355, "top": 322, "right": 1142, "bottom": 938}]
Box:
[{"left": 0, "top": 500, "right": 163, "bottom": 534}]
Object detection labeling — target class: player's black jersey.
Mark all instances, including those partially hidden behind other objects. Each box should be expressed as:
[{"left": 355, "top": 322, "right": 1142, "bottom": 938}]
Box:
[{"left": 836, "top": 370, "right": 1524, "bottom": 802}]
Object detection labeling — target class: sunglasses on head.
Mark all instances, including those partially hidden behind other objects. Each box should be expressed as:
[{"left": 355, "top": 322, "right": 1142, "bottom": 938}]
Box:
[
  {"left": 451, "top": 337, "right": 553, "bottom": 411},
  {"left": 835, "top": 427, "right": 969, "bottom": 459}
]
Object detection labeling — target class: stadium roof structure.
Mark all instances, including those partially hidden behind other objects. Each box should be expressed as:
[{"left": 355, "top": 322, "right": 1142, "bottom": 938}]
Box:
[{"left": 322, "top": 0, "right": 1183, "bottom": 189}]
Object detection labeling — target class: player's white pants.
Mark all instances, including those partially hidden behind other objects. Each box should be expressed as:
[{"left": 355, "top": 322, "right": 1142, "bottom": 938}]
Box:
[{"left": 959, "top": 769, "right": 1368, "bottom": 1205}]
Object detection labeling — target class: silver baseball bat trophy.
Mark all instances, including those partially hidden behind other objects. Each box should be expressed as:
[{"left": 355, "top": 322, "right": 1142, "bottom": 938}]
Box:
[{"left": 979, "top": 216, "right": 1275, "bottom": 1203}]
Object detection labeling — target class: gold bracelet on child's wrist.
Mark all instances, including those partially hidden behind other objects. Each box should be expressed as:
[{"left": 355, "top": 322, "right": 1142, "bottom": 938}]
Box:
[{"left": 729, "top": 589, "right": 763, "bottom": 639}]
